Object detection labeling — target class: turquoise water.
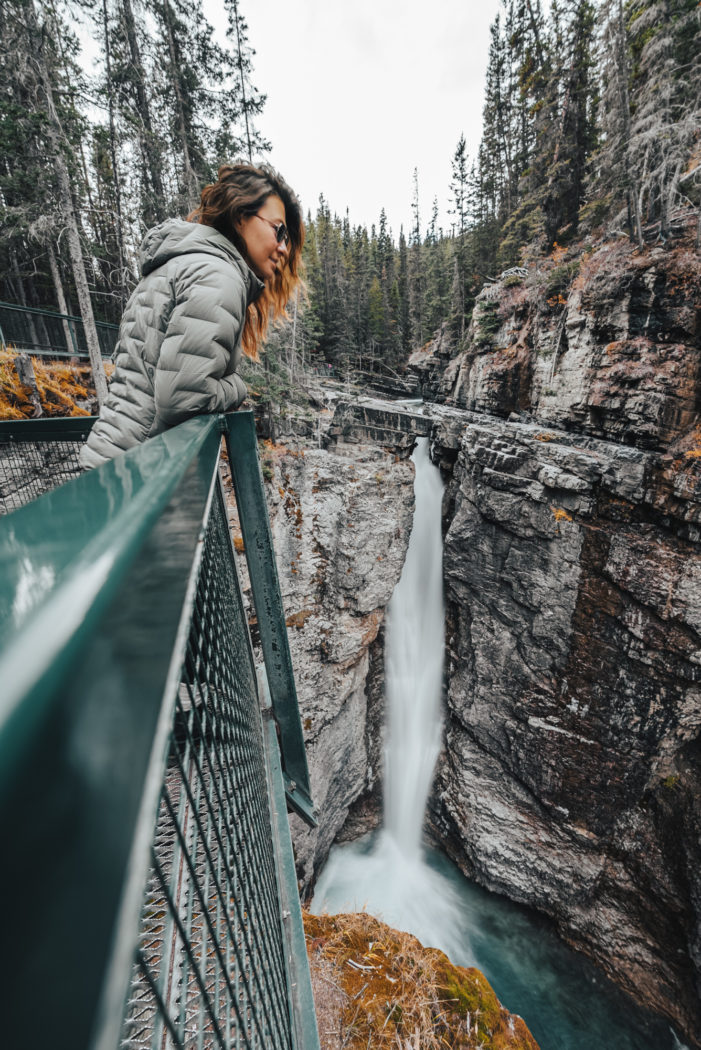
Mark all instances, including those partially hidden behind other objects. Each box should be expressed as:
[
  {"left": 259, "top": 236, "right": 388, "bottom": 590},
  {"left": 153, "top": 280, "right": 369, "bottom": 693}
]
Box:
[
  {"left": 427, "top": 849, "right": 688, "bottom": 1050},
  {"left": 313, "top": 835, "right": 689, "bottom": 1050}
]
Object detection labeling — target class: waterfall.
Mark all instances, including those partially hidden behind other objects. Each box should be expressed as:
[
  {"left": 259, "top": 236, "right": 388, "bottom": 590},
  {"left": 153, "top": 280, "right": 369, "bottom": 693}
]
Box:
[
  {"left": 383, "top": 436, "right": 445, "bottom": 859},
  {"left": 312, "top": 438, "right": 467, "bottom": 958},
  {"left": 311, "top": 439, "right": 689, "bottom": 1050}
]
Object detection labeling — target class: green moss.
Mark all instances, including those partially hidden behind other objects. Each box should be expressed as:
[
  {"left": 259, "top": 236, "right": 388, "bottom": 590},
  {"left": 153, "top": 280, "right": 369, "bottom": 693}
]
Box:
[{"left": 437, "top": 965, "right": 501, "bottom": 1032}]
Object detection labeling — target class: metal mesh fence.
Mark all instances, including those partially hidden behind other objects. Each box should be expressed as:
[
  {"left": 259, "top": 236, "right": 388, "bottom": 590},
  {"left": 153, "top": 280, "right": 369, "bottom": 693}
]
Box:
[
  {"left": 119, "top": 483, "right": 293, "bottom": 1050},
  {"left": 0, "top": 434, "right": 86, "bottom": 514},
  {"left": 0, "top": 301, "right": 118, "bottom": 358}
]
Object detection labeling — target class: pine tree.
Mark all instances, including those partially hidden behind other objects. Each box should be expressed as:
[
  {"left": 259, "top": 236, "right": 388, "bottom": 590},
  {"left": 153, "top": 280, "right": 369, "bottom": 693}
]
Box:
[
  {"left": 408, "top": 169, "right": 425, "bottom": 348},
  {"left": 541, "top": 0, "right": 598, "bottom": 246},
  {"left": 423, "top": 198, "right": 450, "bottom": 338},
  {"left": 150, "top": 0, "right": 210, "bottom": 211},
  {"left": 397, "top": 228, "right": 411, "bottom": 354},
  {"left": 626, "top": 0, "right": 701, "bottom": 240},
  {"left": 222, "top": 0, "right": 268, "bottom": 161},
  {"left": 450, "top": 134, "right": 469, "bottom": 335},
  {"left": 111, "top": 0, "right": 168, "bottom": 226},
  {"left": 1, "top": 0, "right": 107, "bottom": 401},
  {"left": 590, "top": 0, "right": 644, "bottom": 245}
]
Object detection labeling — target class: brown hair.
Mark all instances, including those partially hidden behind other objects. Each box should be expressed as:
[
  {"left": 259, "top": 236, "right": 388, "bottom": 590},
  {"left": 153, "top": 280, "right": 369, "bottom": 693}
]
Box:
[{"left": 189, "top": 162, "right": 305, "bottom": 360}]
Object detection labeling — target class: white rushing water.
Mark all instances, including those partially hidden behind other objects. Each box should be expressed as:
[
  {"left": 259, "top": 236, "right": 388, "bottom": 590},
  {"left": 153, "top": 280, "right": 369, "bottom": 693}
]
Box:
[
  {"left": 312, "top": 438, "right": 469, "bottom": 959},
  {"left": 383, "top": 435, "right": 445, "bottom": 858}
]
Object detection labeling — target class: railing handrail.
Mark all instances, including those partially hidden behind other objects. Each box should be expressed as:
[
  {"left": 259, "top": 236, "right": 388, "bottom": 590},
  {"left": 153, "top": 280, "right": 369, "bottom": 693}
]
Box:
[
  {"left": 224, "top": 414, "right": 315, "bottom": 823},
  {"left": 0, "top": 416, "right": 96, "bottom": 440},
  {"left": 0, "top": 411, "right": 316, "bottom": 818},
  {"left": 0, "top": 298, "right": 120, "bottom": 331},
  {"left": 0, "top": 411, "right": 319, "bottom": 1050},
  {"left": 0, "top": 416, "right": 222, "bottom": 783}
]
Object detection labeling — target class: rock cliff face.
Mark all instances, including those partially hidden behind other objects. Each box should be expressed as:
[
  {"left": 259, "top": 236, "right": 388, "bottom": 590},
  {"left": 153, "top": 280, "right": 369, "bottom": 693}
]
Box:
[
  {"left": 264, "top": 235, "right": 701, "bottom": 1044},
  {"left": 411, "top": 239, "right": 700, "bottom": 453},
  {"left": 252, "top": 434, "right": 415, "bottom": 887},
  {"left": 408, "top": 234, "right": 701, "bottom": 1043},
  {"left": 429, "top": 412, "right": 701, "bottom": 1042}
]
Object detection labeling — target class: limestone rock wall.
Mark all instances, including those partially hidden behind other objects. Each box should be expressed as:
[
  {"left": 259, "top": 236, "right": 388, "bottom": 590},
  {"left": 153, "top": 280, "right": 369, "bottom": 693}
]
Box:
[
  {"left": 412, "top": 240, "right": 701, "bottom": 454},
  {"left": 253, "top": 437, "right": 415, "bottom": 889},
  {"left": 429, "top": 412, "right": 701, "bottom": 1043},
  {"left": 254, "top": 231, "right": 701, "bottom": 1044}
]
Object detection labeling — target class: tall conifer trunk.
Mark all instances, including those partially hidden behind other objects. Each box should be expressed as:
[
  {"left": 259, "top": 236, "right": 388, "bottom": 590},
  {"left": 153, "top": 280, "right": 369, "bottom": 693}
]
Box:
[
  {"left": 120, "top": 0, "right": 166, "bottom": 224},
  {"left": 26, "top": 0, "right": 108, "bottom": 404},
  {"left": 101, "top": 0, "right": 127, "bottom": 305},
  {"left": 162, "top": 0, "right": 199, "bottom": 209},
  {"left": 10, "top": 249, "right": 40, "bottom": 349},
  {"left": 46, "top": 241, "right": 78, "bottom": 356},
  {"left": 614, "top": 0, "right": 643, "bottom": 248}
]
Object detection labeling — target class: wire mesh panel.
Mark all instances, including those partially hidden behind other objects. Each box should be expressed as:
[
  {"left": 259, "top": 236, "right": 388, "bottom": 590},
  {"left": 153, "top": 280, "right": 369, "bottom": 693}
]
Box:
[
  {"left": 120, "top": 482, "right": 293, "bottom": 1050},
  {"left": 0, "top": 300, "right": 118, "bottom": 358},
  {"left": 0, "top": 423, "right": 91, "bottom": 514}
]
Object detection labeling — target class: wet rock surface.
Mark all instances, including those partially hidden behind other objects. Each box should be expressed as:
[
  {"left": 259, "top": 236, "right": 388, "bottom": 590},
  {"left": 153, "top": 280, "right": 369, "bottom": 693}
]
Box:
[
  {"left": 264, "top": 379, "right": 701, "bottom": 1042},
  {"left": 428, "top": 411, "right": 701, "bottom": 1043}
]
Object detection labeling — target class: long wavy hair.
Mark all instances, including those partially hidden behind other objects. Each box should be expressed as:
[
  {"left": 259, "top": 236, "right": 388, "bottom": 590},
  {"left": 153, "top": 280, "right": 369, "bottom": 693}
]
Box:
[{"left": 189, "top": 162, "right": 305, "bottom": 360}]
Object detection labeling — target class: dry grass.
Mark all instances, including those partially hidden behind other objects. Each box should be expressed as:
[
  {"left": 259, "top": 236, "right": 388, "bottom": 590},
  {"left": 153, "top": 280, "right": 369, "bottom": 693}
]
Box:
[
  {"left": 0, "top": 348, "right": 102, "bottom": 419},
  {"left": 304, "top": 911, "right": 540, "bottom": 1050}
]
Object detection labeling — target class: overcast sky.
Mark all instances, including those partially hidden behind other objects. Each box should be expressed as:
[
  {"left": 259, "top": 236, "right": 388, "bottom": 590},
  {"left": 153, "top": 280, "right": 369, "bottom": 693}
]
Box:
[{"left": 206, "top": 0, "right": 508, "bottom": 240}]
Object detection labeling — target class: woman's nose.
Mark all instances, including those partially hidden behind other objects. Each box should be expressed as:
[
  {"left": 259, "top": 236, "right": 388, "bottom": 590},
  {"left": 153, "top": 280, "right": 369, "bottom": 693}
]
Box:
[{"left": 278, "top": 239, "right": 289, "bottom": 257}]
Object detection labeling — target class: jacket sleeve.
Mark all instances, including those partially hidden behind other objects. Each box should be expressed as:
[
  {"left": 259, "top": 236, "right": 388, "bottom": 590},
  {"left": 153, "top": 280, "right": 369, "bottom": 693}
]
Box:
[{"left": 153, "top": 257, "right": 249, "bottom": 429}]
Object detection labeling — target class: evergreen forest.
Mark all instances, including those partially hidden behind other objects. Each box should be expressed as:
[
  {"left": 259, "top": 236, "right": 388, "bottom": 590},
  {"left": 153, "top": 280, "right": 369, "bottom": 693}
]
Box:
[{"left": 1, "top": 0, "right": 699, "bottom": 395}]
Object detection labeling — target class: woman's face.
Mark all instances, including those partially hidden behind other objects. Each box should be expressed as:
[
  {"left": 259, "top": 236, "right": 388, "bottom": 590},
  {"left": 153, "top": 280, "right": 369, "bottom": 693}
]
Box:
[{"left": 237, "top": 194, "right": 289, "bottom": 282}]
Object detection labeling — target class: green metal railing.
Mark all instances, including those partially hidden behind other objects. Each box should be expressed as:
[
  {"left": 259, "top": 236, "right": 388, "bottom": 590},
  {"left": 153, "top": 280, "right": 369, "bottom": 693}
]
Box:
[
  {"left": 0, "top": 412, "right": 319, "bottom": 1050},
  {"left": 0, "top": 300, "right": 119, "bottom": 358}
]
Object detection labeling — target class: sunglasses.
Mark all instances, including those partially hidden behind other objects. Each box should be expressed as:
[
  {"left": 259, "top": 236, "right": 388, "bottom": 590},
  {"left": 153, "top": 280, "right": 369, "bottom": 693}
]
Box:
[{"left": 254, "top": 213, "right": 289, "bottom": 246}]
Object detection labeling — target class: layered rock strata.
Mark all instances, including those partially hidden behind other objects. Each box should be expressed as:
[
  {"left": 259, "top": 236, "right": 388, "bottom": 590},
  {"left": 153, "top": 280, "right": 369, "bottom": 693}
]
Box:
[
  {"left": 429, "top": 412, "right": 701, "bottom": 1043},
  {"left": 411, "top": 239, "right": 700, "bottom": 454},
  {"left": 246, "top": 436, "right": 415, "bottom": 887},
  {"left": 255, "top": 385, "right": 701, "bottom": 1041}
]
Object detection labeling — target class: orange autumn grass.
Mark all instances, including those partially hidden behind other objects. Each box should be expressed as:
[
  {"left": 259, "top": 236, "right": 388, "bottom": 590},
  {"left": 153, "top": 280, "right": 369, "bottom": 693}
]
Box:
[
  {"left": 304, "top": 911, "right": 540, "bottom": 1050},
  {"left": 0, "top": 348, "right": 111, "bottom": 419}
]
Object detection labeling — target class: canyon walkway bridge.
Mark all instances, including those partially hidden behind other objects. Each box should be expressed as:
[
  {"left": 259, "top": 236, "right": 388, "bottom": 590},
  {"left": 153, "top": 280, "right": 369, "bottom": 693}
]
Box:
[{"left": 0, "top": 411, "right": 321, "bottom": 1050}]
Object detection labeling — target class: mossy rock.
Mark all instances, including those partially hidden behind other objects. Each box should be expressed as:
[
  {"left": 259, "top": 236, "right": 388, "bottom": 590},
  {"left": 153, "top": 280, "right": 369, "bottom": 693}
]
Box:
[{"left": 304, "top": 910, "right": 540, "bottom": 1049}]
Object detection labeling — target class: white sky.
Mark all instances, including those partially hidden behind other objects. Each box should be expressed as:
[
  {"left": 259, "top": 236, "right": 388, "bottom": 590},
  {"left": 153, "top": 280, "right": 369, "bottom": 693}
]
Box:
[{"left": 206, "top": 0, "right": 508, "bottom": 240}]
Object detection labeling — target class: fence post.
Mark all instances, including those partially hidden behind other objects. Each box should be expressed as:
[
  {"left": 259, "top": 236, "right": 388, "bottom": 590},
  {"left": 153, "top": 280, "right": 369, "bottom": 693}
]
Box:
[{"left": 223, "top": 411, "right": 316, "bottom": 827}]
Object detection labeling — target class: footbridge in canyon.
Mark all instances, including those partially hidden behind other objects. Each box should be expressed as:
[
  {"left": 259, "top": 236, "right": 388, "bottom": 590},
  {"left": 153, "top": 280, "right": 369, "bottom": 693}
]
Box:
[{"left": 0, "top": 412, "right": 320, "bottom": 1050}]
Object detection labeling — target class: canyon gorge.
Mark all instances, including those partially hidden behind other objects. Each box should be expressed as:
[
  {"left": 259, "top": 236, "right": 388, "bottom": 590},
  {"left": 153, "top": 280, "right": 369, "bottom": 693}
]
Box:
[{"left": 237, "top": 230, "right": 701, "bottom": 1046}]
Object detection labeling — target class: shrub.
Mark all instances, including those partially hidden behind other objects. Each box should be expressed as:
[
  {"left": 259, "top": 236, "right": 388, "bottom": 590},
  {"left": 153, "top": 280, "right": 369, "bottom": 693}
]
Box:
[{"left": 545, "top": 260, "right": 580, "bottom": 300}]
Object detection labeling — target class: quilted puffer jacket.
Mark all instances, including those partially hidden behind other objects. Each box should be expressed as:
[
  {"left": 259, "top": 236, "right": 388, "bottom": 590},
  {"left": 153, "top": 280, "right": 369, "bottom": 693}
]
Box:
[{"left": 80, "top": 218, "right": 263, "bottom": 468}]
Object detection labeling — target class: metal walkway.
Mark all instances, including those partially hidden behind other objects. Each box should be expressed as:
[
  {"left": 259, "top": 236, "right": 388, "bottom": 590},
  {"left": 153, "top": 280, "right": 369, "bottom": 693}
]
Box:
[{"left": 0, "top": 412, "right": 320, "bottom": 1050}]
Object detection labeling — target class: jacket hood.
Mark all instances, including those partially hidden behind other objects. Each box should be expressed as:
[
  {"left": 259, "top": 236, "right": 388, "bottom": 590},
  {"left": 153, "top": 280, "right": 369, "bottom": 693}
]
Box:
[{"left": 139, "top": 218, "right": 265, "bottom": 304}]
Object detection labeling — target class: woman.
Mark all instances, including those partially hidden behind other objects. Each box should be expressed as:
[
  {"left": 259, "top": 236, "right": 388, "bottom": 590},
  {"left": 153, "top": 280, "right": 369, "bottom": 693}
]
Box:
[{"left": 80, "top": 162, "right": 304, "bottom": 468}]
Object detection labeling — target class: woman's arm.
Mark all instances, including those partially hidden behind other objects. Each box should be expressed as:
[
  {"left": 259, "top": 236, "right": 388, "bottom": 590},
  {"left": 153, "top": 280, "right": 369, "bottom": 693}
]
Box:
[{"left": 154, "top": 256, "right": 249, "bottom": 429}]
